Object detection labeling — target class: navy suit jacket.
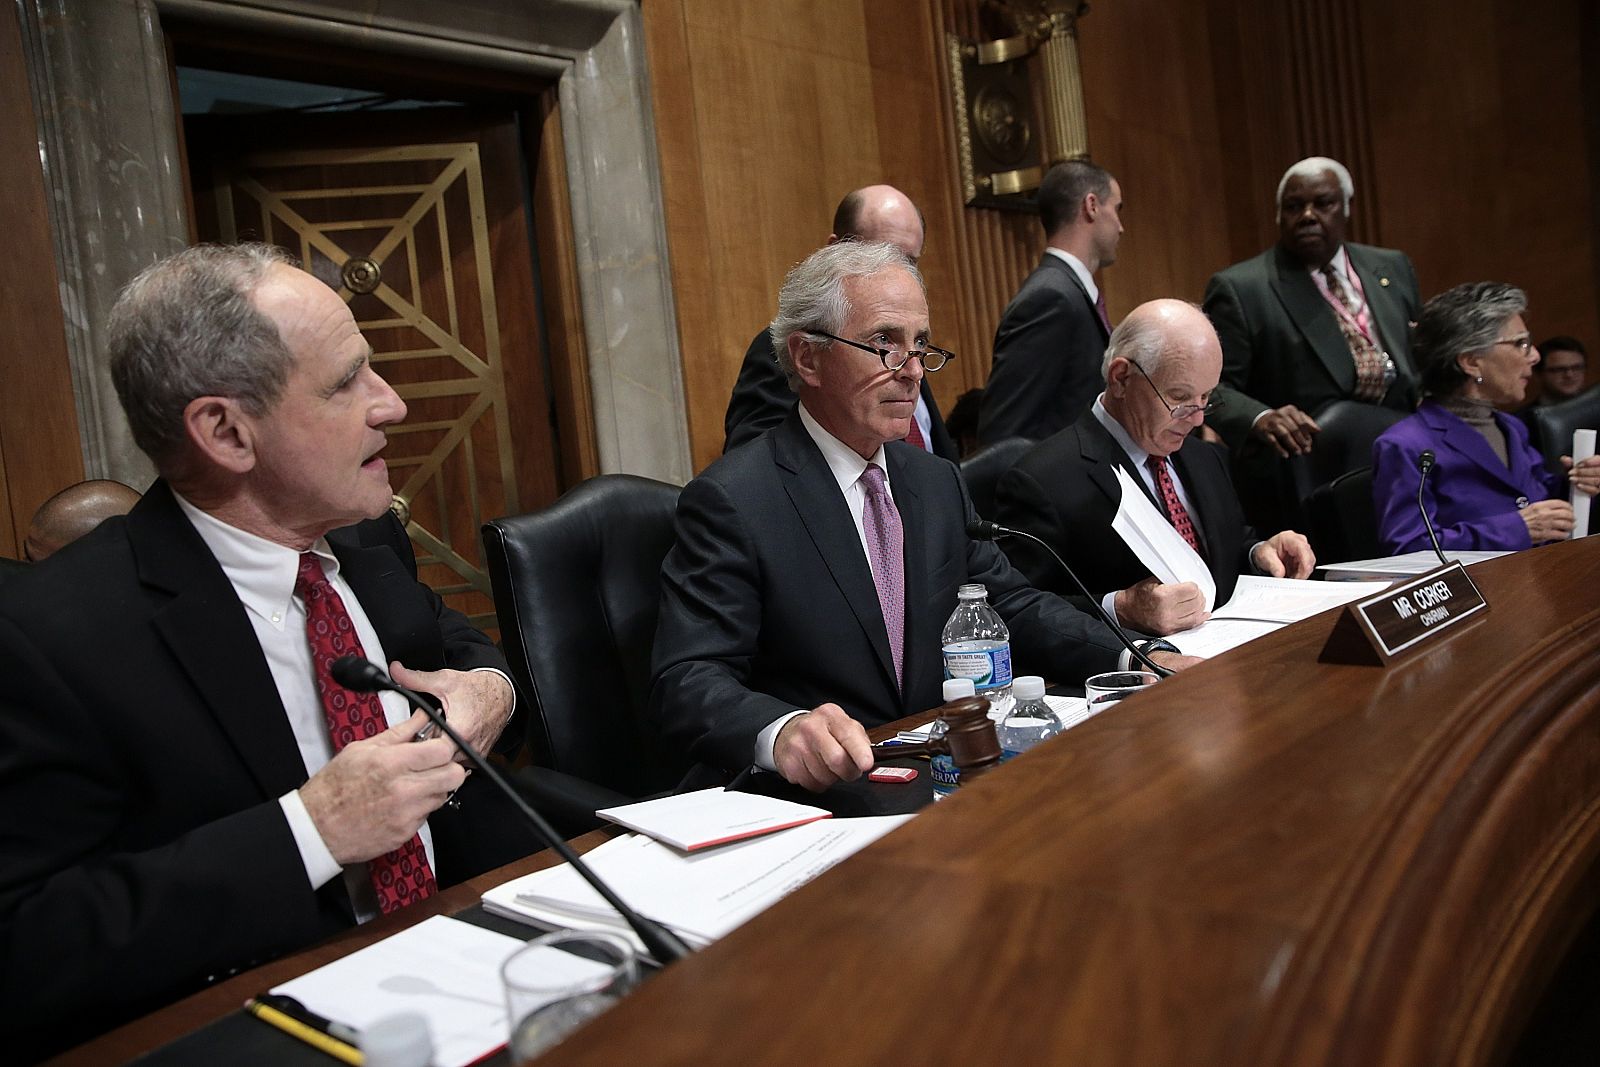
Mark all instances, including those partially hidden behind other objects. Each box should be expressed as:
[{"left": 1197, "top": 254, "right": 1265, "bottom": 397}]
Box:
[
  {"left": 1372, "top": 400, "right": 1565, "bottom": 553},
  {"left": 0, "top": 481, "right": 535, "bottom": 1057},
  {"left": 722, "top": 327, "right": 957, "bottom": 460},
  {"left": 994, "top": 412, "right": 1259, "bottom": 613},
  {"left": 649, "top": 410, "right": 1124, "bottom": 773},
  {"left": 978, "top": 254, "right": 1109, "bottom": 446}
]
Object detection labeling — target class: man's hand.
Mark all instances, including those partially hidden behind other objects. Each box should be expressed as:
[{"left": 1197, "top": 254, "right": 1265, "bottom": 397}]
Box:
[
  {"left": 1562, "top": 454, "right": 1600, "bottom": 497},
  {"left": 1147, "top": 651, "right": 1204, "bottom": 672},
  {"left": 1521, "top": 499, "right": 1575, "bottom": 543},
  {"left": 773, "top": 704, "right": 874, "bottom": 792},
  {"left": 299, "top": 712, "right": 466, "bottom": 864},
  {"left": 1252, "top": 531, "right": 1316, "bottom": 578},
  {"left": 388, "top": 662, "right": 515, "bottom": 761},
  {"left": 1113, "top": 577, "right": 1209, "bottom": 636},
  {"left": 1250, "top": 405, "right": 1320, "bottom": 457}
]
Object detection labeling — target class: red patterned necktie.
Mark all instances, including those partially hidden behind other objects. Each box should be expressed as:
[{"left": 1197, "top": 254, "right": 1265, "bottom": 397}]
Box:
[
  {"left": 1146, "top": 456, "right": 1206, "bottom": 559},
  {"left": 903, "top": 410, "right": 928, "bottom": 451},
  {"left": 295, "top": 552, "right": 436, "bottom": 914}
]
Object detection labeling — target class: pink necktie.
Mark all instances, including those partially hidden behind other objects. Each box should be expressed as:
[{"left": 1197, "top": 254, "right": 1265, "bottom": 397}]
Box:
[
  {"left": 859, "top": 466, "right": 906, "bottom": 690},
  {"left": 296, "top": 553, "right": 436, "bottom": 914}
]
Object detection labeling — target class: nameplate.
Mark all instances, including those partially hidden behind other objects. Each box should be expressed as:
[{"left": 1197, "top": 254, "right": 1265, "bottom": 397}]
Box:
[{"left": 1319, "top": 562, "right": 1489, "bottom": 666}]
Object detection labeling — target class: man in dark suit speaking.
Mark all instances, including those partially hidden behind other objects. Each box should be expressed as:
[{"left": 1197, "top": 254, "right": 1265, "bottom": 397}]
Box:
[
  {"left": 995, "top": 300, "right": 1314, "bottom": 637},
  {"left": 0, "top": 245, "right": 534, "bottom": 1058},
  {"left": 651, "top": 242, "right": 1194, "bottom": 793}
]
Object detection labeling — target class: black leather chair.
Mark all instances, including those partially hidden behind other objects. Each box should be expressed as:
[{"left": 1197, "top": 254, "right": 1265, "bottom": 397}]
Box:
[
  {"left": 1527, "top": 384, "right": 1600, "bottom": 474},
  {"left": 1306, "top": 467, "right": 1383, "bottom": 564},
  {"left": 959, "top": 437, "right": 1033, "bottom": 519},
  {"left": 1288, "top": 400, "right": 1410, "bottom": 505},
  {"left": 482, "top": 474, "right": 687, "bottom": 828}
]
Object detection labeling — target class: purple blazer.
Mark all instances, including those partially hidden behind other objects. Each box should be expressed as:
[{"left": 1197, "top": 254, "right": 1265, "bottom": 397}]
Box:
[{"left": 1371, "top": 400, "right": 1565, "bottom": 553}]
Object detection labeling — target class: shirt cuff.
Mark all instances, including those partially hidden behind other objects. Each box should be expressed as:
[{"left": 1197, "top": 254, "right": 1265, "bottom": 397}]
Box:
[
  {"left": 279, "top": 790, "right": 343, "bottom": 891},
  {"left": 1249, "top": 409, "right": 1272, "bottom": 429},
  {"left": 754, "top": 710, "right": 808, "bottom": 771},
  {"left": 1100, "top": 590, "right": 1120, "bottom": 625}
]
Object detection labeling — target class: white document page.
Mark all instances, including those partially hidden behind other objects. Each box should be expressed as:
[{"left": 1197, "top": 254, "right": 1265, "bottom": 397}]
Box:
[
  {"left": 1166, "top": 617, "right": 1282, "bottom": 658},
  {"left": 484, "top": 816, "right": 912, "bottom": 953},
  {"left": 596, "top": 787, "right": 831, "bottom": 851},
  {"left": 1572, "top": 429, "right": 1595, "bottom": 537},
  {"left": 1110, "top": 465, "right": 1217, "bottom": 611},
  {"left": 1211, "top": 576, "right": 1391, "bottom": 624},
  {"left": 272, "top": 915, "right": 527, "bottom": 1067},
  {"left": 1318, "top": 549, "right": 1508, "bottom": 581}
]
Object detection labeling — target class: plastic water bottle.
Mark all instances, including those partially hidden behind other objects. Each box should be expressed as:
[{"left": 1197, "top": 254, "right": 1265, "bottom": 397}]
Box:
[
  {"left": 997, "top": 676, "right": 1060, "bottom": 760},
  {"left": 929, "top": 677, "right": 975, "bottom": 802},
  {"left": 942, "top": 583, "right": 1014, "bottom": 719}
]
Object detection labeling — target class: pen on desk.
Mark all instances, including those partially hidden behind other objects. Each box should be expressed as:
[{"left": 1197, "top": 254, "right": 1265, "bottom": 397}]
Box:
[{"left": 245, "top": 993, "right": 363, "bottom": 1065}]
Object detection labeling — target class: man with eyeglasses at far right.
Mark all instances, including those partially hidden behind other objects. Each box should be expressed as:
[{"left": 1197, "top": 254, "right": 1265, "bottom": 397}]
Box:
[{"left": 995, "top": 300, "right": 1315, "bottom": 637}]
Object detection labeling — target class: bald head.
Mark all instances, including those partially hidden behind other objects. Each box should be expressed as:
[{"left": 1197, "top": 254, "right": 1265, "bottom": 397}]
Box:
[
  {"left": 1101, "top": 300, "right": 1222, "bottom": 458},
  {"left": 830, "top": 185, "right": 926, "bottom": 263},
  {"left": 24, "top": 480, "right": 142, "bottom": 561}
]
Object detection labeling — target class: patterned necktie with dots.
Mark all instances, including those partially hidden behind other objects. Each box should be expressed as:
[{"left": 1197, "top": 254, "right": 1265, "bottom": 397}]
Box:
[
  {"left": 1146, "top": 456, "right": 1206, "bottom": 560},
  {"left": 295, "top": 552, "right": 436, "bottom": 914}
]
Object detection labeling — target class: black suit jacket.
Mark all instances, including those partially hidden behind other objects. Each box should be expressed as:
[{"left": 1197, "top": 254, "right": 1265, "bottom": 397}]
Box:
[
  {"left": 723, "top": 327, "right": 957, "bottom": 460},
  {"left": 649, "top": 410, "right": 1125, "bottom": 773},
  {"left": 978, "top": 254, "right": 1110, "bottom": 446},
  {"left": 0, "top": 481, "right": 535, "bottom": 1057},
  {"left": 1202, "top": 242, "right": 1421, "bottom": 448},
  {"left": 994, "top": 413, "right": 1260, "bottom": 612}
]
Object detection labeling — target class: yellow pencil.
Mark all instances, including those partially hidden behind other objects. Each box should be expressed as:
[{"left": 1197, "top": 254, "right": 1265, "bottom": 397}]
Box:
[{"left": 245, "top": 998, "right": 364, "bottom": 1065}]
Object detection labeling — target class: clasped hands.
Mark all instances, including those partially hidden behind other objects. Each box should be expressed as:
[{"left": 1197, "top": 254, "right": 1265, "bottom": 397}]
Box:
[
  {"left": 1114, "top": 532, "right": 1314, "bottom": 636},
  {"left": 299, "top": 662, "right": 515, "bottom": 864}
]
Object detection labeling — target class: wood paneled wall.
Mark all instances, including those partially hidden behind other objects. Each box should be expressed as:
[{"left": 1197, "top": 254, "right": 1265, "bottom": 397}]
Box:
[{"left": 645, "top": 0, "right": 1600, "bottom": 474}]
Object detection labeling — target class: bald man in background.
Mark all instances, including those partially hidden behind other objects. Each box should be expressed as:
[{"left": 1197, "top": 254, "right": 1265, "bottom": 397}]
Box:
[
  {"left": 722, "top": 184, "right": 959, "bottom": 461},
  {"left": 23, "top": 480, "right": 143, "bottom": 561}
]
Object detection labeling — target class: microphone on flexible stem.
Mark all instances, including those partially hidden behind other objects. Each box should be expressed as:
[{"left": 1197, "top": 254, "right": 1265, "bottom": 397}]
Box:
[
  {"left": 1416, "top": 450, "right": 1450, "bottom": 568},
  {"left": 329, "top": 656, "right": 693, "bottom": 964},
  {"left": 965, "top": 519, "right": 1172, "bottom": 678}
]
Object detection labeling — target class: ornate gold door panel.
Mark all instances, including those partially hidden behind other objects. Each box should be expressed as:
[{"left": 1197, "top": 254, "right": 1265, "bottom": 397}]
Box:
[{"left": 187, "top": 113, "right": 562, "bottom": 632}]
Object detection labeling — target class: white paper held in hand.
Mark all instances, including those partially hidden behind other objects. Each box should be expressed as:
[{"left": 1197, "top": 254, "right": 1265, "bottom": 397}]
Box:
[
  {"left": 1571, "top": 429, "right": 1595, "bottom": 538},
  {"left": 1109, "top": 465, "right": 1216, "bottom": 611}
]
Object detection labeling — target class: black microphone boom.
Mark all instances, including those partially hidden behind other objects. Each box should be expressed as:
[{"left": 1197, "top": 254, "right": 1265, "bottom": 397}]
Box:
[
  {"left": 329, "top": 656, "right": 693, "bottom": 963},
  {"left": 1415, "top": 450, "right": 1450, "bottom": 567},
  {"left": 965, "top": 519, "right": 1172, "bottom": 677}
]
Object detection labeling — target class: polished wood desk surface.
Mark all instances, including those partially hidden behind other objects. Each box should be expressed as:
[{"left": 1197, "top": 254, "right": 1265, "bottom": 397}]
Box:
[{"left": 57, "top": 539, "right": 1600, "bottom": 1065}]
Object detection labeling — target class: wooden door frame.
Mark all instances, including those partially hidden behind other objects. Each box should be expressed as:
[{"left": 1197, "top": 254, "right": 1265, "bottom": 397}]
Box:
[{"left": 14, "top": 0, "right": 691, "bottom": 491}]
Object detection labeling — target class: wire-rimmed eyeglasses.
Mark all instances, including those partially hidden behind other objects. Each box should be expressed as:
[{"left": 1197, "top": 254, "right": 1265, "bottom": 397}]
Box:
[{"left": 1127, "top": 359, "right": 1221, "bottom": 421}]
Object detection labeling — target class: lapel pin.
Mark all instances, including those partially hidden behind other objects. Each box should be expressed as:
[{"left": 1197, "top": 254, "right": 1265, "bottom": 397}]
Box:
[{"left": 1379, "top": 277, "right": 1390, "bottom": 287}]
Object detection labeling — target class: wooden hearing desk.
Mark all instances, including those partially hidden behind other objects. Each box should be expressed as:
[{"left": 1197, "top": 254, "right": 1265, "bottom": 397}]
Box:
[{"left": 57, "top": 538, "right": 1600, "bottom": 1065}]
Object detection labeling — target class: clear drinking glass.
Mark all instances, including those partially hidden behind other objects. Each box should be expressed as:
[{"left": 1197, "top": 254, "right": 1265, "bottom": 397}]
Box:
[
  {"left": 1084, "top": 670, "right": 1159, "bottom": 709},
  {"left": 502, "top": 929, "right": 638, "bottom": 1063}
]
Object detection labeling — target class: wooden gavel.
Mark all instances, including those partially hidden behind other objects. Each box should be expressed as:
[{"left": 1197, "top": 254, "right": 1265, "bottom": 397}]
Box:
[{"left": 869, "top": 695, "right": 1002, "bottom": 782}]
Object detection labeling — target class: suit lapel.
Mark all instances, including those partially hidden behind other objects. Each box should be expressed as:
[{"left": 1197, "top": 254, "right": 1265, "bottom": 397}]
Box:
[
  {"left": 132, "top": 482, "right": 310, "bottom": 799},
  {"left": 1079, "top": 415, "right": 1153, "bottom": 511},
  {"left": 1347, "top": 245, "right": 1409, "bottom": 366},
  {"left": 1049, "top": 255, "right": 1110, "bottom": 344},
  {"left": 329, "top": 530, "right": 443, "bottom": 671},
  {"left": 1425, "top": 404, "right": 1530, "bottom": 494},
  {"left": 1170, "top": 442, "right": 1230, "bottom": 564},
  {"left": 773, "top": 416, "right": 899, "bottom": 692},
  {"left": 1271, "top": 246, "right": 1356, "bottom": 394}
]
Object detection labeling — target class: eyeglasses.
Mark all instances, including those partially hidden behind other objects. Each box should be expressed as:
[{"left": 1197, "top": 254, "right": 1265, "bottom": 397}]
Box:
[
  {"left": 1127, "top": 359, "right": 1220, "bottom": 420},
  {"left": 811, "top": 330, "right": 955, "bottom": 373},
  {"left": 1492, "top": 335, "right": 1534, "bottom": 356}
]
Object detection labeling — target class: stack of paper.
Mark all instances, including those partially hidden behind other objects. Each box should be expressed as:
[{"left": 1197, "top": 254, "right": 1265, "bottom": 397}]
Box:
[
  {"left": 596, "top": 788, "right": 831, "bottom": 851},
  {"left": 1318, "top": 550, "right": 1508, "bottom": 581},
  {"left": 1110, "top": 465, "right": 1218, "bottom": 610},
  {"left": 482, "top": 816, "right": 912, "bottom": 957}
]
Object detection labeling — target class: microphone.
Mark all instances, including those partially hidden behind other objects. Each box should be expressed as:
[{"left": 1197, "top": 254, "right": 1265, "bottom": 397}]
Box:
[
  {"left": 965, "top": 519, "right": 1172, "bottom": 678},
  {"left": 330, "top": 656, "right": 693, "bottom": 964},
  {"left": 1415, "top": 450, "right": 1450, "bottom": 567}
]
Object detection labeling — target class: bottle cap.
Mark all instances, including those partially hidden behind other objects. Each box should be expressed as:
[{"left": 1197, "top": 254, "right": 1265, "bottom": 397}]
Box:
[
  {"left": 943, "top": 677, "right": 977, "bottom": 700},
  {"left": 361, "top": 1012, "right": 434, "bottom": 1067},
  {"left": 1013, "top": 675, "right": 1046, "bottom": 700},
  {"left": 956, "top": 583, "right": 987, "bottom": 599}
]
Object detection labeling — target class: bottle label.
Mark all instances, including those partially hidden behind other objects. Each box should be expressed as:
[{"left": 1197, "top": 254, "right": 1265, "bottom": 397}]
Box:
[
  {"left": 942, "top": 645, "right": 1012, "bottom": 691},
  {"left": 930, "top": 752, "right": 959, "bottom": 795}
]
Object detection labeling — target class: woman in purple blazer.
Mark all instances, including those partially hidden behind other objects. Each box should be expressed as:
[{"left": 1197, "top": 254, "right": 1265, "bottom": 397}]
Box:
[{"left": 1372, "top": 282, "right": 1600, "bottom": 553}]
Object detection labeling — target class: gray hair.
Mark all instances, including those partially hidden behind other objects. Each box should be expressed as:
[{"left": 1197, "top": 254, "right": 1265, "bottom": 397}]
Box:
[
  {"left": 108, "top": 243, "right": 296, "bottom": 468},
  {"left": 768, "top": 241, "right": 923, "bottom": 389},
  {"left": 1414, "top": 281, "right": 1528, "bottom": 397},
  {"left": 1276, "top": 156, "right": 1354, "bottom": 213},
  {"left": 1100, "top": 299, "right": 1205, "bottom": 379}
]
